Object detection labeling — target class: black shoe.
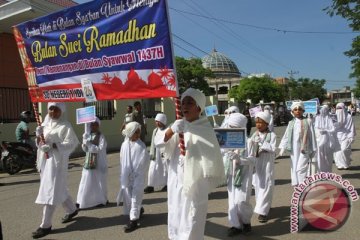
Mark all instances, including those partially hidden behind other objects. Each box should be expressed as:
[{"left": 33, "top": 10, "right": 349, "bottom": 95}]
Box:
[
  {"left": 140, "top": 207, "right": 144, "bottom": 219},
  {"left": 258, "top": 214, "right": 268, "bottom": 223},
  {"left": 144, "top": 186, "right": 154, "bottom": 194},
  {"left": 32, "top": 227, "right": 51, "bottom": 239},
  {"left": 243, "top": 224, "right": 252, "bottom": 234},
  {"left": 61, "top": 209, "right": 78, "bottom": 223},
  {"left": 160, "top": 185, "right": 167, "bottom": 192},
  {"left": 124, "top": 220, "right": 138, "bottom": 233},
  {"left": 75, "top": 203, "right": 80, "bottom": 209},
  {"left": 227, "top": 227, "right": 242, "bottom": 237}
]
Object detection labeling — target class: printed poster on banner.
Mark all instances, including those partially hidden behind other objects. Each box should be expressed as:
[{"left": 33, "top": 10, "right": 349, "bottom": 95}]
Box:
[
  {"left": 76, "top": 106, "right": 96, "bottom": 124},
  {"left": 13, "top": 0, "right": 178, "bottom": 102},
  {"left": 249, "top": 105, "right": 263, "bottom": 118},
  {"left": 303, "top": 101, "right": 318, "bottom": 114},
  {"left": 214, "top": 128, "right": 246, "bottom": 149},
  {"left": 81, "top": 78, "right": 97, "bottom": 103}
]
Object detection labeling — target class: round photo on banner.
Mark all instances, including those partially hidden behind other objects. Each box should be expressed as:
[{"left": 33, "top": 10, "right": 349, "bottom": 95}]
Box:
[{"left": 301, "top": 182, "right": 351, "bottom": 231}]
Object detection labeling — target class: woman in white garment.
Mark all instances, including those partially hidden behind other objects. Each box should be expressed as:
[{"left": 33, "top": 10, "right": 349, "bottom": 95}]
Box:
[
  {"left": 144, "top": 113, "right": 168, "bottom": 193},
  {"left": 118, "top": 122, "right": 149, "bottom": 233},
  {"left": 76, "top": 118, "right": 108, "bottom": 209},
  {"left": 155, "top": 88, "right": 225, "bottom": 240},
  {"left": 334, "top": 102, "right": 356, "bottom": 170},
  {"left": 32, "top": 102, "right": 79, "bottom": 239},
  {"left": 223, "top": 112, "right": 255, "bottom": 236},
  {"left": 314, "top": 105, "right": 335, "bottom": 172}
]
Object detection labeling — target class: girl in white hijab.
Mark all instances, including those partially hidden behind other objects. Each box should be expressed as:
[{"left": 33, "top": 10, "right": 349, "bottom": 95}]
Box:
[
  {"left": 333, "top": 102, "right": 356, "bottom": 170},
  {"left": 32, "top": 102, "right": 79, "bottom": 239}
]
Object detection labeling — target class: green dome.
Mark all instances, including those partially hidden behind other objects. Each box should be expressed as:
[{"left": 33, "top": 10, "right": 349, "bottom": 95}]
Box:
[{"left": 202, "top": 49, "right": 241, "bottom": 78}]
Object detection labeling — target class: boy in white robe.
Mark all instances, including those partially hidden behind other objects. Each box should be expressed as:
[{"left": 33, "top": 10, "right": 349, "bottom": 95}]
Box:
[
  {"left": 144, "top": 113, "right": 168, "bottom": 193},
  {"left": 248, "top": 112, "right": 276, "bottom": 223},
  {"left": 334, "top": 102, "right": 356, "bottom": 169},
  {"left": 118, "top": 122, "right": 149, "bottom": 233},
  {"left": 223, "top": 113, "right": 254, "bottom": 236},
  {"left": 156, "top": 88, "right": 225, "bottom": 240},
  {"left": 76, "top": 118, "right": 108, "bottom": 209},
  {"left": 278, "top": 101, "right": 317, "bottom": 186},
  {"left": 314, "top": 105, "right": 335, "bottom": 172},
  {"left": 32, "top": 102, "right": 79, "bottom": 239}
]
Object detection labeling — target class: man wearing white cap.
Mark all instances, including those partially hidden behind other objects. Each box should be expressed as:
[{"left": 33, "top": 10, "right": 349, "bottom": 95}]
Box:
[
  {"left": 144, "top": 113, "right": 168, "bottom": 193},
  {"left": 32, "top": 102, "right": 79, "bottom": 239},
  {"left": 154, "top": 88, "right": 225, "bottom": 240},
  {"left": 248, "top": 111, "right": 276, "bottom": 223},
  {"left": 278, "top": 101, "right": 316, "bottom": 186}
]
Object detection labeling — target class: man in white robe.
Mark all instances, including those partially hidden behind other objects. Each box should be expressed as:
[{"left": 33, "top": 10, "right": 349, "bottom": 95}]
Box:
[
  {"left": 32, "top": 102, "right": 79, "bottom": 239},
  {"left": 144, "top": 113, "right": 168, "bottom": 193},
  {"left": 314, "top": 105, "right": 335, "bottom": 172},
  {"left": 76, "top": 118, "right": 108, "bottom": 209},
  {"left": 155, "top": 88, "right": 225, "bottom": 240},
  {"left": 334, "top": 102, "right": 356, "bottom": 169},
  {"left": 248, "top": 112, "right": 276, "bottom": 223},
  {"left": 279, "top": 101, "right": 317, "bottom": 186},
  {"left": 118, "top": 122, "right": 149, "bottom": 233}
]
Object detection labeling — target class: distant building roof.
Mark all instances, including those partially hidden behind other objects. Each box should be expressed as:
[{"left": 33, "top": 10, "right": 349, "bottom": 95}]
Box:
[{"left": 202, "top": 48, "right": 241, "bottom": 78}]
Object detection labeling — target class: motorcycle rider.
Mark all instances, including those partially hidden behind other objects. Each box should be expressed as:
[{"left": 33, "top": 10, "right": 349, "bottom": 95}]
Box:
[{"left": 15, "top": 111, "right": 31, "bottom": 144}]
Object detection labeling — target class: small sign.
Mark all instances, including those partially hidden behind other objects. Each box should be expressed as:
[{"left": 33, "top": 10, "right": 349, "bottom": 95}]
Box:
[
  {"left": 205, "top": 105, "right": 219, "bottom": 117},
  {"left": 81, "top": 78, "right": 97, "bottom": 103},
  {"left": 304, "top": 101, "right": 318, "bottom": 114},
  {"left": 286, "top": 101, "right": 293, "bottom": 110},
  {"left": 214, "top": 128, "right": 246, "bottom": 149},
  {"left": 308, "top": 98, "right": 320, "bottom": 106},
  {"left": 249, "top": 105, "right": 262, "bottom": 118},
  {"left": 76, "top": 106, "right": 96, "bottom": 124}
]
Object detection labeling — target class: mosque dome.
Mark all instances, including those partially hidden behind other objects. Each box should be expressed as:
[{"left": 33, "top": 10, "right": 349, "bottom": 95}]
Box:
[{"left": 202, "top": 49, "right": 241, "bottom": 78}]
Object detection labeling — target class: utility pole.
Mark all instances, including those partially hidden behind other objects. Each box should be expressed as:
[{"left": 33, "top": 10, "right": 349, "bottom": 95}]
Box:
[{"left": 287, "top": 70, "right": 299, "bottom": 100}]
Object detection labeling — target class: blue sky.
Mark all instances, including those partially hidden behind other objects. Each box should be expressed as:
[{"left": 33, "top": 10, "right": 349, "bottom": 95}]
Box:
[{"left": 76, "top": 0, "right": 357, "bottom": 91}]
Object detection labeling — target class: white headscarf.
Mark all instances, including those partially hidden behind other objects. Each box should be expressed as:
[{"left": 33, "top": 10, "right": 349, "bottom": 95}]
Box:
[
  {"left": 155, "top": 113, "right": 167, "bottom": 125},
  {"left": 85, "top": 117, "right": 100, "bottom": 134},
  {"left": 314, "top": 105, "right": 334, "bottom": 130},
  {"left": 291, "top": 101, "right": 304, "bottom": 111},
  {"left": 336, "top": 102, "right": 347, "bottom": 127},
  {"left": 228, "top": 106, "right": 239, "bottom": 114},
  {"left": 227, "top": 112, "right": 248, "bottom": 128},
  {"left": 181, "top": 88, "right": 206, "bottom": 113},
  {"left": 256, "top": 111, "right": 271, "bottom": 124},
  {"left": 122, "top": 121, "right": 141, "bottom": 138}
]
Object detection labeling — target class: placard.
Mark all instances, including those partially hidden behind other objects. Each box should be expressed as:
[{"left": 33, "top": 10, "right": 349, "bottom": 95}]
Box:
[
  {"left": 205, "top": 105, "right": 219, "bottom": 117},
  {"left": 304, "top": 101, "right": 318, "bottom": 114},
  {"left": 81, "top": 78, "right": 97, "bottom": 103},
  {"left": 214, "top": 128, "right": 246, "bottom": 149},
  {"left": 249, "top": 105, "right": 263, "bottom": 118},
  {"left": 76, "top": 106, "right": 96, "bottom": 124}
]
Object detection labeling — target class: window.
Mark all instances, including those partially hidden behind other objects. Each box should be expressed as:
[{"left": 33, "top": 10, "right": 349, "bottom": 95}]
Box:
[
  {"left": 84, "top": 100, "right": 115, "bottom": 120},
  {"left": 142, "top": 98, "right": 162, "bottom": 118}
]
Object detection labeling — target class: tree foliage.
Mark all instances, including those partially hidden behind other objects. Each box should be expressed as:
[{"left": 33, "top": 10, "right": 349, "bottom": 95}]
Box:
[
  {"left": 326, "top": 1, "right": 360, "bottom": 96},
  {"left": 287, "top": 78, "right": 327, "bottom": 102},
  {"left": 228, "top": 76, "right": 284, "bottom": 103},
  {"left": 175, "top": 56, "right": 213, "bottom": 95}
]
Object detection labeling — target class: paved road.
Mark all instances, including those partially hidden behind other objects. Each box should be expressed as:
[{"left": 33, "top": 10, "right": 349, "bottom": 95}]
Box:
[{"left": 1, "top": 117, "right": 360, "bottom": 240}]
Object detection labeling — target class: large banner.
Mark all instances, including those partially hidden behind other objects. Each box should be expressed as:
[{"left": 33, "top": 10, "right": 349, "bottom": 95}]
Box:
[{"left": 13, "top": 0, "right": 178, "bottom": 102}]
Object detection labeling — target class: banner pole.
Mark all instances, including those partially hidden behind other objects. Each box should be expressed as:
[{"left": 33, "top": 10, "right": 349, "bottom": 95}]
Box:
[{"left": 174, "top": 97, "right": 185, "bottom": 156}]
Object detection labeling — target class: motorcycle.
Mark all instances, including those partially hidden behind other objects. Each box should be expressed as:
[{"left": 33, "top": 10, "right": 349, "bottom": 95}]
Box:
[{"left": 0, "top": 140, "right": 37, "bottom": 175}]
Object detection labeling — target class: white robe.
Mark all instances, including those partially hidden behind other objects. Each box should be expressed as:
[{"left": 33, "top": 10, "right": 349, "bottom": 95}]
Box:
[
  {"left": 279, "top": 118, "right": 317, "bottom": 186},
  {"left": 35, "top": 120, "right": 79, "bottom": 206},
  {"left": 148, "top": 128, "right": 168, "bottom": 188},
  {"left": 223, "top": 148, "right": 254, "bottom": 228},
  {"left": 118, "top": 139, "right": 149, "bottom": 220},
  {"left": 248, "top": 131, "right": 276, "bottom": 216},
  {"left": 77, "top": 133, "right": 108, "bottom": 209},
  {"left": 334, "top": 112, "right": 356, "bottom": 169},
  {"left": 155, "top": 117, "right": 224, "bottom": 240}
]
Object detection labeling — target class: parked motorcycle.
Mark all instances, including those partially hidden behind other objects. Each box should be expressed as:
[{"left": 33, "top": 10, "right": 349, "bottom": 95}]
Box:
[{"left": 0, "top": 141, "right": 36, "bottom": 175}]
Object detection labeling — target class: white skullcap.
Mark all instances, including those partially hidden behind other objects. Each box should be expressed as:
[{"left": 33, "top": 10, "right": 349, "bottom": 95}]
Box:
[
  {"left": 122, "top": 121, "right": 141, "bottom": 138},
  {"left": 336, "top": 102, "right": 345, "bottom": 109},
  {"left": 264, "top": 105, "right": 271, "bottom": 110},
  {"left": 256, "top": 111, "right": 271, "bottom": 124},
  {"left": 155, "top": 113, "right": 167, "bottom": 125},
  {"left": 291, "top": 101, "right": 304, "bottom": 111},
  {"left": 227, "top": 113, "right": 248, "bottom": 128},
  {"left": 228, "top": 106, "right": 239, "bottom": 113},
  {"left": 181, "top": 88, "right": 206, "bottom": 113},
  {"left": 48, "top": 102, "right": 66, "bottom": 113}
]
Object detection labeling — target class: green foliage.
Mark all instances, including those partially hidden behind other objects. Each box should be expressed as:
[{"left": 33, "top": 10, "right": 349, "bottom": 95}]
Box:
[
  {"left": 175, "top": 57, "right": 213, "bottom": 95},
  {"left": 288, "top": 78, "right": 327, "bottom": 102},
  {"left": 228, "top": 76, "right": 284, "bottom": 103},
  {"left": 326, "top": 1, "right": 360, "bottom": 96}
]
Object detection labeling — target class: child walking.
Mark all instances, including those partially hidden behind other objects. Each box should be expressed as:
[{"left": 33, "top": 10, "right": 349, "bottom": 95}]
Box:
[
  {"left": 248, "top": 112, "right": 276, "bottom": 223},
  {"left": 76, "top": 118, "right": 108, "bottom": 209},
  {"left": 118, "top": 122, "right": 149, "bottom": 233}
]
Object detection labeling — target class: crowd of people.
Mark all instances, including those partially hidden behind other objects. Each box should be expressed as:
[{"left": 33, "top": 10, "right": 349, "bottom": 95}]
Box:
[{"left": 27, "top": 91, "right": 356, "bottom": 239}]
